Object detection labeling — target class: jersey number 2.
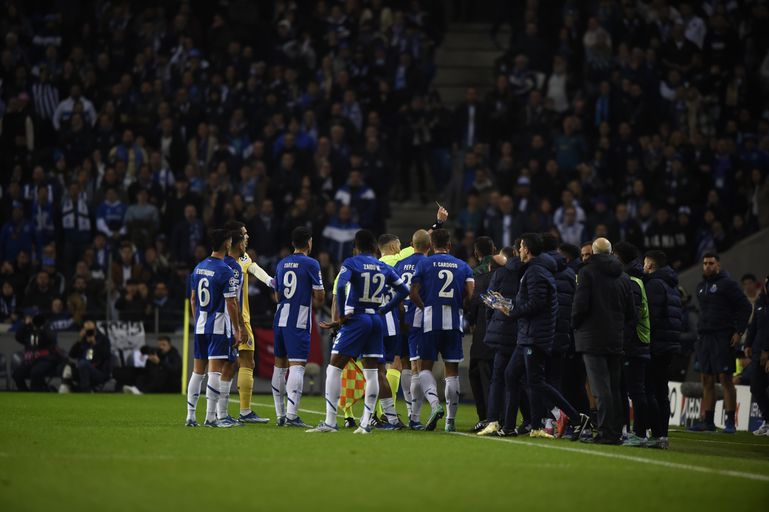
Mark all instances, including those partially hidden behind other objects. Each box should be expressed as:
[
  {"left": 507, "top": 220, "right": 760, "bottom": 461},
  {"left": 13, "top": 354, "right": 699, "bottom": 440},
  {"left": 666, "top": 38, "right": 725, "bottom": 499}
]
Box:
[{"left": 438, "top": 270, "right": 454, "bottom": 298}]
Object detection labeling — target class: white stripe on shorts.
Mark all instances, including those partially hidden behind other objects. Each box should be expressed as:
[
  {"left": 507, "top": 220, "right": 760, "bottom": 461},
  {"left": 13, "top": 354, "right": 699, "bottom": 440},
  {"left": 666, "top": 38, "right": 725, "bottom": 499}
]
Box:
[
  {"left": 385, "top": 311, "right": 396, "bottom": 336},
  {"left": 296, "top": 305, "right": 309, "bottom": 329},
  {"left": 278, "top": 303, "right": 290, "bottom": 328},
  {"left": 423, "top": 306, "right": 433, "bottom": 333},
  {"left": 442, "top": 305, "right": 452, "bottom": 330}
]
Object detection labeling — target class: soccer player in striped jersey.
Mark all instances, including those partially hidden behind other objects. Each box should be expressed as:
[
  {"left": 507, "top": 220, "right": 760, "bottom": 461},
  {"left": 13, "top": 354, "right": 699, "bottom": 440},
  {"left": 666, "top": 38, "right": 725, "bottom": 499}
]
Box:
[
  {"left": 222, "top": 220, "right": 273, "bottom": 424},
  {"left": 309, "top": 230, "right": 409, "bottom": 433},
  {"left": 186, "top": 229, "right": 245, "bottom": 427},
  {"left": 393, "top": 229, "right": 432, "bottom": 429},
  {"left": 271, "top": 227, "right": 325, "bottom": 427},
  {"left": 409, "top": 228, "right": 475, "bottom": 432}
]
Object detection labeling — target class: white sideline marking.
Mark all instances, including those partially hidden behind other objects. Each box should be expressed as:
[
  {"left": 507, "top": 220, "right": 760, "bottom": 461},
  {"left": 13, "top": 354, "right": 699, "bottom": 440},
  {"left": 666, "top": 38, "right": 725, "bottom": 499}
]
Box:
[
  {"left": 228, "top": 399, "right": 325, "bottom": 417},
  {"left": 450, "top": 432, "right": 769, "bottom": 483},
  {"left": 671, "top": 436, "right": 769, "bottom": 448},
  {"left": 233, "top": 400, "right": 769, "bottom": 483}
]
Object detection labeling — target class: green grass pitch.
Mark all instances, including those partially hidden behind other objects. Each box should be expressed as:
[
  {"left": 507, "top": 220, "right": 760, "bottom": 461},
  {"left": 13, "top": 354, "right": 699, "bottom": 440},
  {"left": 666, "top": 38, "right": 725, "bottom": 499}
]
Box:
[{"left": 1, "top": 393, "right": 768, "bottom": 511}]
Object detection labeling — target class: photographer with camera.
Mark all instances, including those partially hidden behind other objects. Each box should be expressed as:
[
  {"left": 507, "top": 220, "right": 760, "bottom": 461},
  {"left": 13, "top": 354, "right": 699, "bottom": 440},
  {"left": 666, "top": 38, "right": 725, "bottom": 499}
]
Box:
[
  {"left": 13, "top": 315, "right": 60, "bottom": 391},
  {"left": 62, "top": 320, "right": 112, "bottom": 392},
  {"left": 114, "top": 336, "right": 182, "bottom": 394}
]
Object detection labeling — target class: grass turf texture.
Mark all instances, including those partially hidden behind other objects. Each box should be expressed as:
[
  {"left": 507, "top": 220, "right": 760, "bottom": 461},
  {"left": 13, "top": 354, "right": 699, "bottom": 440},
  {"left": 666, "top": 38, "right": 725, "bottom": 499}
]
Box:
[{"left": 1, "top": 394, "right": 768, "bottom": 511}]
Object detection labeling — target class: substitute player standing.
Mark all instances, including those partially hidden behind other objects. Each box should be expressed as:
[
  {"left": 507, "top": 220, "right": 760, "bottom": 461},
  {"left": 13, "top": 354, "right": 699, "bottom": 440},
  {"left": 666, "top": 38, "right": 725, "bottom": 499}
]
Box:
[
  {"left": 308, "top": 230, "right": 409, "bottom": 434},
  {"left": 271, "top": 227, "right": 325, "bottom": 427},
  {"left": 186, "top": 229, "right": 244, "bottom": 427},
  {"left": 409, "top": 228, "right": 475, "bottom": 432}
]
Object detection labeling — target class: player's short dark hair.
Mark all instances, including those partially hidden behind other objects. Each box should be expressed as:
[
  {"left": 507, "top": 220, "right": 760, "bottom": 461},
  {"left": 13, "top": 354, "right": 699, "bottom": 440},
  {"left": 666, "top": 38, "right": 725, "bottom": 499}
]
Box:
[
  {"left": 354, "top": 229, "right": 378, "bottom": 254},
  {"left": 501, "top": 246, "right": 515, "bottom": 258},
  {"left": 702, "top": 252, "right": 720, "bottom": 261},
  {"left": 559, "top": 243, "right": 579, "bottom": 262},
  {"left": 292, "top": 226, "right": 312, "bottom": 249},
  {"left": 223, "top": 220, "right": 245, "bottom": 232},
  {"left": 377, "top": 234, "right": 399, "bottom": 248},
  {"left": 613, "top": 241, "right": 638, "bottom": 264},
  {"left": 541, "top": 233, "right": 559, "bottom": 252},
  {"left": 474, "top": 236, "right": 495, "bottom": 258},
  {"left": 230, "top": 229, "right": 244, "bottom": 246},
  {"left": 430, "top": 228, "right": 451, "bottom": 250},
  {"left": 645, "top": 250, "right": 667, "bottom": 269},
  {"left": 158, "top": 335, "right": 171, "bottom": 343},
  {"left": 741, "top": 273, "right": 757, "bottom": 283},
  {"left": 210, "top": 229, "right": 231, "bottom": 252},
  {"left": 520, "top": 233, "right": 542, "bottom": 256}
]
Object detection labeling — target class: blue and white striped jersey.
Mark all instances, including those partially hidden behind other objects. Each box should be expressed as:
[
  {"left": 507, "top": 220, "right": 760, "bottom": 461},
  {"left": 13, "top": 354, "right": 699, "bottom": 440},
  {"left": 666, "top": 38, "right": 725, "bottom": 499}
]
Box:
[
  {"left": 394, "top": 252, "right": 427, "bottom": 329},
  {"left": 191, "top": 257, "right": 238, "bottom": 336},
  {"left": 224, "top": 255, "right": 244, "bottom": 306},
  {"left": 337, "top": 255, "right": 406, "bottom": 316},
  {"left": 413, "top": 253, "right": 474, "bottom": 333},
  {"left": 274, "top": 253, "right": 324, "bottom": 331}
]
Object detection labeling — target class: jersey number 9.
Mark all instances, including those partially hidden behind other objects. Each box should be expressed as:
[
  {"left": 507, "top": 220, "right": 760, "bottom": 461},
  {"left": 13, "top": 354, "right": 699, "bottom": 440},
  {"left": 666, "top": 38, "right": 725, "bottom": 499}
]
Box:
[{"left": 283, "top": 270, "right": 297, "bottom": 299}]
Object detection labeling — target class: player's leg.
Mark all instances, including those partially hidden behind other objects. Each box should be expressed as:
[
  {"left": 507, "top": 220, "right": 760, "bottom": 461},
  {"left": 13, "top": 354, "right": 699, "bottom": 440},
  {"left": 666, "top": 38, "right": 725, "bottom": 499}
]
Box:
[
  {"left": 308, "top": 317, "right": 363, "bottom": 432},
  {"left": 284, "top": 328, "right": 311, "bottom": 427},
  {"left": 357, "top": 315, "right": 384, "bottom": 432},
  {"left": 419, "top": 331, "right": 445, "bottom": 431},
  {"left": 217, "top": 359, "right": 236, "bottom": 422},
  {"left": 408, "top": 328, "right": 425, "bottom": 428},
  {"left": 691, "top": 333, "right": 717, "bottom": 431},
  {"left": 185, "top": 334, "right": 208, "bottom": 426},
  {"left": 236, "top": 347, "right": 267, "bottom": 423},
  {"left": 500, "top": 346, "right": 526, "bottom": 435},
  {"left": 272, "top": 330, "right": 289, "bottom": 424},
  {"left": 358, "top": 357, "right": 381, "bottom": 433},
  {"left": 205, "top": 335, "right": 236, "bottom": 428},
  {"left": 441, "top": 331, "right": 464, "bottom": 432},
  {"left": 718, "top": 332, "right": 737, "bottom": 433},
  {"left": 398, "top": 332, "right": 415, "bottom": 420}
]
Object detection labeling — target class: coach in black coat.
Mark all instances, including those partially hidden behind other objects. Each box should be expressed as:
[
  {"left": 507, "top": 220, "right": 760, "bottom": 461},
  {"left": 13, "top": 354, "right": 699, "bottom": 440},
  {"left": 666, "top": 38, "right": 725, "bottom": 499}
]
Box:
[
  {"left": 499, "top": 234, "right": 579, "bottom": 435},
  {"left": 572, "top": 238, "right": 636, "bottom": 444},
  {"left": 745, "top": 282, "right": 769, "bottom": 429},
  {"left": 479, "top": 255, "right": 523, "bottom": 428}
]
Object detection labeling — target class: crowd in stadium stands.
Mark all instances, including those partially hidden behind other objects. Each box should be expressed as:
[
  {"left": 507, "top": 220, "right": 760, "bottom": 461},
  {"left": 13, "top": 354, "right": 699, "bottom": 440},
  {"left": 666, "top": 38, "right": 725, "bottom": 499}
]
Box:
[{"left": 1, "top": 0, "right": 769, "bottom": 336}]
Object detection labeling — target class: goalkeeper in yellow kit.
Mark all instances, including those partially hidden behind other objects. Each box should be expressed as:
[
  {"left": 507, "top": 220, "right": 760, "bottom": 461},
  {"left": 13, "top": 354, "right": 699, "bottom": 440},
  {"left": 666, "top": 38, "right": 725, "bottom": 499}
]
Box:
[{"left": 222, "top": 221, "right": 276, "bottom": 423}]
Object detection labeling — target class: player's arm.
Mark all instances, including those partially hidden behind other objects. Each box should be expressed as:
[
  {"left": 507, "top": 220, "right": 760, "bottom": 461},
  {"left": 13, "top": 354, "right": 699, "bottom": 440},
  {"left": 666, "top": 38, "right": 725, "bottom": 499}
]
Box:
[
  {"left": 311, "top": 261, "right": 326, "bottom": 307},
  {"left": 380, "top": 269, "right": 409, "bottom": 314},
  {"left": 409, "top": 281, "right": 424, "bottom": 309},
  {"left": 427, "top": 205, "right": 449, "bottom": 234},
  {"left": 225, "top": 297, "right": 244, "bottom": 344},
  {"left": 190, "top": 290, "right": 196, "bottom": 320},
  {"left": 464, "top": 278, "right": 475, "bottom": 310},
  {"left": 319, "top": 269, "right": 349, "bottom": 329},
  {"left": 247, "top": 261, "right": 276, "bottom": 289}
]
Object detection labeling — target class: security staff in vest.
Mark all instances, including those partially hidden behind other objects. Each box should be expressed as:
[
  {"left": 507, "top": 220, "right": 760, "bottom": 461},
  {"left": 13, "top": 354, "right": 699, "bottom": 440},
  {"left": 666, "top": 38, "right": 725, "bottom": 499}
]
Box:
[
  {"left": 688, "top": 253, "right": 752, "bottom": 433},
  {"left": 643, "top": 251, "right": 682, "bottom": 446},
  {"left": 613, "top": 242, "right": 651, "bottom": 447},
  {"left": 572, "top": 238, "right": 636, "bottom": 444}
]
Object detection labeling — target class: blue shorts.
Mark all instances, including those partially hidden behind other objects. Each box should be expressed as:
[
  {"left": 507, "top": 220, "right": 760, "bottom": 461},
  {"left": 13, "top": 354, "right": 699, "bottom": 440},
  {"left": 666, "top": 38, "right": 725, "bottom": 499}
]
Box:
[
  {"left": 695, "top": 331, "right": 735, "bottom": 375},
  {"left": 419, "top": 330, "right": 464, "bottom": 363},
  {"left": 274, "top": 326, "right": 311, "bottom": 362},
  {"left": 407, "top": 327, "right": 422, "bottom": 361},
  {"left": 380, "top": 334, "right": 400, "bottom": 364},
  {"left": 194, "top": 333, "right": 231, "bottom": 360},
  {"left": 332, "top": 313, "right": 383, "bottom": 359}
]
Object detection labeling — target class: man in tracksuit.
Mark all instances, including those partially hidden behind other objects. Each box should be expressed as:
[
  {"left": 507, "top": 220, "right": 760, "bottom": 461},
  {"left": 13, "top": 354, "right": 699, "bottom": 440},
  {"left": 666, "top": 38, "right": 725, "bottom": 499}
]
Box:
[
  {"left": 689, "top": 253, "right": 752, "bottom": 433},
  {"left": 643, "top": 250, "right": 681, "bottom": 448},
  {"left": 745, "top": 276, "right": 769, "bottom": 436},
  {"left": 613, "top": 242, "right": 651, "bottom": 447},
  {"left": 542, "top": 234, "right": 578, "bottom": 436},
  {"left": 497, "top": 233, "right": 583, "bottom": 439},
  {"left": 477, "top": 246, "right": 524, "bottom": 436}
]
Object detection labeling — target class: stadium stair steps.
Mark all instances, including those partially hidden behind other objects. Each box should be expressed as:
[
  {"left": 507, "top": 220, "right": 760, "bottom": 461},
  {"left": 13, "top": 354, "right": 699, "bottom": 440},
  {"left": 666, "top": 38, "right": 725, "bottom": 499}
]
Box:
[{"left": 434, "top": 22, "right": 510, "bottom": 106}]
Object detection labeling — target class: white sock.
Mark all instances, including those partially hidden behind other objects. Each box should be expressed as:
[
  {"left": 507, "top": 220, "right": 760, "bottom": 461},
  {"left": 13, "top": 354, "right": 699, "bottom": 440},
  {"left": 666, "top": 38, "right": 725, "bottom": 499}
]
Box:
[
  {"left": 381, "top": 397, "right": 398, "bottom": 425},
  {"left": 445, "top": 375, "right": 459, "bottom": 420},
  {"left": 419, "top": 370, "right": 440, "bottom": 409},
  {"left": 286, "top": 365, "right": 306, "bottom": 420},
  {"left": 411, "top": 371, "right": 424, "bottom": 422},
  {"left": 401, "top": 369, "right": 413, "bottom": 419},
  {"left": 324, "top": 365, "right": 343, "bottom": 427},
  {"left": 271, "top": 367, "right": 288, "bottom": 419},
  {"left": 186, "top": 372, "right": 204, "bottom": 421},
  {"left": 217, "top": 380, "right": 231, "bottom": 419},
  {"left": 205, "top": 372, "right": 221, "bottom": 423},
  {"left": 361, "top": 368, "right": 380, "bottom": 428}
]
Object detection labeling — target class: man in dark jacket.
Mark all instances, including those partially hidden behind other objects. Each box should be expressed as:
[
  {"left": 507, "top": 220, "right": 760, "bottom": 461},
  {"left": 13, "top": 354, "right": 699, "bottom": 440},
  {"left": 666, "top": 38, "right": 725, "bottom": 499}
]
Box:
[
  {"left": 745, "top": 277, "right": 769, "bottom": 435},
  {"left": 614, "top": 242, "right": 651, "bottom": 447},
  {"left": 689, "top": 253, "right": 752, "bottom": 433},
  {"left": 572, "top": 238, "right": 637, "bottom": 444},
  {"left": 477, "top": 246, "right": 524, "bottom": 436},
  {"left": 643, "top": 250, "right": 682, "bottom": 447},
  {"left": 497, "top": 233, "right": 582, "bottom": 438},
  {"left": 66, "top": 320, "right": 112, "bottom": 392},
  {"left": 13, "top": 315, "right": 60, "bottom": 391},
  {"left": 466, "top": 236, "right": 498, "bottom": 428}
]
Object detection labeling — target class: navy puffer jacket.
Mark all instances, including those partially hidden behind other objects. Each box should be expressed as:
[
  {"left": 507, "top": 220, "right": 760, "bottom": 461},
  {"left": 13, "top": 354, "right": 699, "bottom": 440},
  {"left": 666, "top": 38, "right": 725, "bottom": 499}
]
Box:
[
  {"left": 483, "top": 257, "right": 522, "bottom": 350},
  {"left": 696, "top": 271, "right": 752, "bottom": 335},
  {"left": 546, "top": 250, "right": 576, "bottom": 354},
  {"left": 644, "top": 266, "right": 682, "bottom": 355},
  {"left": 510, "top": 255, "right": 558, "bottom": 351}
]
